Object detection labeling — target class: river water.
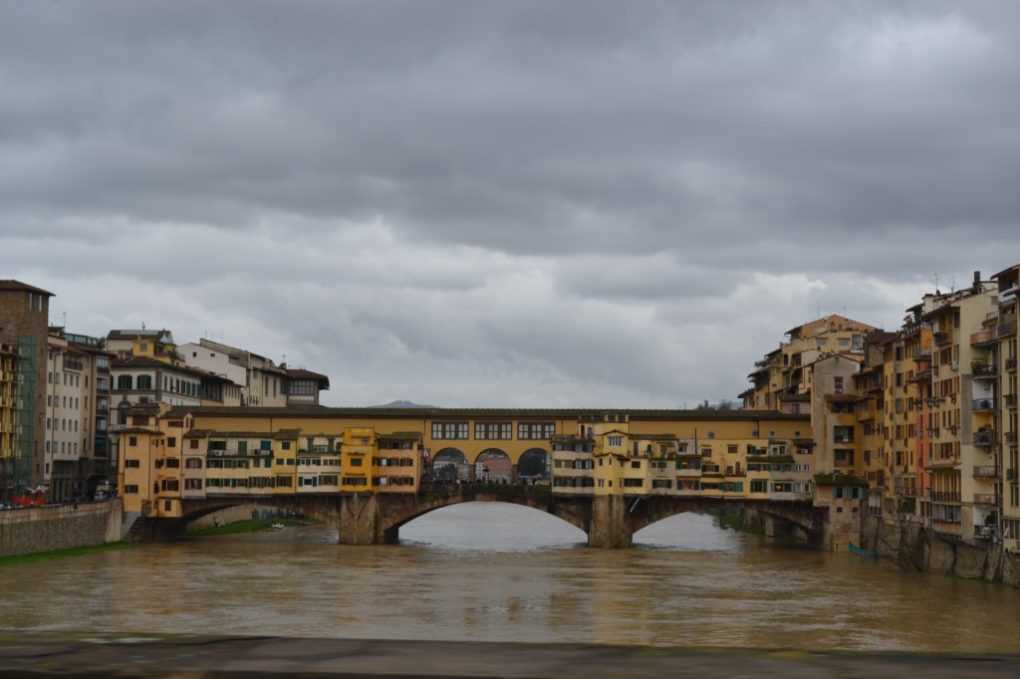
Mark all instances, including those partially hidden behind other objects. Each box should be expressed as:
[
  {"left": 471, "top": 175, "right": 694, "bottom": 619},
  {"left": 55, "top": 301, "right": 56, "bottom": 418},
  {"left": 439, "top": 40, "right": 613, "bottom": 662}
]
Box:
[{"left": 2, "top": 504, "right": 1019, "bottom": 652}]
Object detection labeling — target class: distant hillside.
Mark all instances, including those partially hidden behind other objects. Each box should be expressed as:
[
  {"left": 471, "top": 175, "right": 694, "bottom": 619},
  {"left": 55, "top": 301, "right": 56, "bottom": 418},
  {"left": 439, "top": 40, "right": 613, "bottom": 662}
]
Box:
[{"left": 369, "top": 400, "right": 437, "bottom": 409}]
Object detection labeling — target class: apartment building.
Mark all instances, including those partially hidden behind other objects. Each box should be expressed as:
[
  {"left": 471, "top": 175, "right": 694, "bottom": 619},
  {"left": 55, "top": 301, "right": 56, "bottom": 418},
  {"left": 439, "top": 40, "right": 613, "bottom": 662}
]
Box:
[
  {"left": 744, "top": 315, "right": 875, "bottom": 412},
  {"left": 0, "top": 281, "right": 53, "bottom": 499},
  {"left": 994, "top": 264, "right": 1019, "bottom": 551}
]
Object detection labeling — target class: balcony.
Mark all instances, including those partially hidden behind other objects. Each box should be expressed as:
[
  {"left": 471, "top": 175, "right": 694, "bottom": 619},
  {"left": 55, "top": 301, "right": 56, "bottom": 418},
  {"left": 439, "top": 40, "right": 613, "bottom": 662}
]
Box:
[
  {"left": 1006, "top": 394, "right": 1017, "bottom": 409},
  {"left": 972, "top": 493, "right": 998, "bottom": 506},
  {"left": 972, "top": 363, "right": 998, "bottom": 378},
  {"left": 1008, "top": 469, "right": 1019, "bottom": 482},
  {"left": 973, "top": 430, "right": 999, "bottom": 445},
  {"left": 1007, "top": 432, "right": 1018, "bottom": 444},
  {"left": 931, "top": 491, "right": 961, "bottom": 503},
  {"left": 970, "top": 328, "right": 998, "bottom": 347},
  {"left": 972, "top": 398, "right": 996, "bottom": 412},
  {"left": 927, "top": 456, "right": 959, "bottom": 468},
  {"left": 1007, "top": 357, "right": 1018, "bottom": 371},
  {"left": 934, "top": 331, "right": 953, "bottom": 346},
  {"left": 1000, "top": 322, "right": 1017, "bottom": 338},
  {"left": 932, "top": 519, "right": 962, "bottom": 536},
  {"left": 973, "top": 466, "right": 998, "bottom": 479}
]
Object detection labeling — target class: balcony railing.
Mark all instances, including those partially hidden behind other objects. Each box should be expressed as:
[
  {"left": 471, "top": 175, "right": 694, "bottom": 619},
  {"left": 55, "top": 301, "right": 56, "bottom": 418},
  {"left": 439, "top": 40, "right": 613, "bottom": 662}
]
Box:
[
  {"left": 970, "top": 328, "right": 998, "bottom": 347},
  {"left": 972, "top": 493, "right": 998, "bottom": 506},
  {"left": 974, "top": 430, "right": 998, "bottom": 445},
  {"left": 971, "top": 363, "right": 998, "bottom": 377},
  {"left": 934, "top": 331, "right": 953, "bottom": 346},
  {"left": 1001, "top": 322, "right": 1017, "bottom": 338},
  {"left": 1007, "top": 432, "right": 1018, "bottom": 444},
  {"left": 1006, "top": 394, "right": 1017, "bottom": 409},
  {"left": 1007, "top": 357, "right": 1018, "bottom": 371},
  {"left": 972, "top": 398, "right": 996, "bottom": 412},
  {"left": 1008, "top": 469, "right": 1019, "bottom": 482},
  {"left": 973, "top": 466, "right": 998, "bottom": 479},
  {"left": 931, "top": 491, "right": 961, "bottom": 503}
]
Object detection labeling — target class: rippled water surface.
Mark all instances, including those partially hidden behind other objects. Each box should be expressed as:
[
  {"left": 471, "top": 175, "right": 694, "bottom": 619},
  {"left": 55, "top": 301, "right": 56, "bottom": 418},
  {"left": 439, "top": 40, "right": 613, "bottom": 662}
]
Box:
[{"left": 3, "top": 503, "right": 1020, "bottom": 652}]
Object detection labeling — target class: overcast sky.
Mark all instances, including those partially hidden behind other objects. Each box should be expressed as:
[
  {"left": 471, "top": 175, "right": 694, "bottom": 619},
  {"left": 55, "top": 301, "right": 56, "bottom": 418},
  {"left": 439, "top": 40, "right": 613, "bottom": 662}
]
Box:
[{"left": 3, "top": 1, "right": 1020, "bottom": 408}]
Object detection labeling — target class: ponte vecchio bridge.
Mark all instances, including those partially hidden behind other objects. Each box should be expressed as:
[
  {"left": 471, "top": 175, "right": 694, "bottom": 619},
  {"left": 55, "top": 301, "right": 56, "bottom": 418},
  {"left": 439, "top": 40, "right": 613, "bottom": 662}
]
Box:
[{"left": 119, "top": 405, "right": 865, "bottom": 549}]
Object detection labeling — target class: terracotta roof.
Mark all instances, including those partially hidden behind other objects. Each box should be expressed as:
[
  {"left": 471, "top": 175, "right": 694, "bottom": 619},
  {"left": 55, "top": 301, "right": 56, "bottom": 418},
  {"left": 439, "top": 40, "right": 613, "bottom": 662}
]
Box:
[
  {"left": 0, "top": 280, "right": 54, "bottom": 296},
  {"left": 286, "top": 368, "right": 330, "bottom": 389}
]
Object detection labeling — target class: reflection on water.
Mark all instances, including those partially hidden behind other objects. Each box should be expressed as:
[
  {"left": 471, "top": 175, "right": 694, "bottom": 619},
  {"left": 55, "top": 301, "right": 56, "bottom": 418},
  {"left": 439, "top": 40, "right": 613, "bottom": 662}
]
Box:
[{"left": 2, "top": 503, "right": 1020, "bottom": 652}]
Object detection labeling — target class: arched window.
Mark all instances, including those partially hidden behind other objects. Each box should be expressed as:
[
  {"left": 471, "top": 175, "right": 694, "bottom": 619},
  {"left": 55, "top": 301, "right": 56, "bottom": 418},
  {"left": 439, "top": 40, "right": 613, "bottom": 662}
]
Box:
[
  {"left": 117, "top": 375, "right": 133, "bottom": 390},
  {"left": 137, "top": 375, "right": 152, "bottom": 390}
]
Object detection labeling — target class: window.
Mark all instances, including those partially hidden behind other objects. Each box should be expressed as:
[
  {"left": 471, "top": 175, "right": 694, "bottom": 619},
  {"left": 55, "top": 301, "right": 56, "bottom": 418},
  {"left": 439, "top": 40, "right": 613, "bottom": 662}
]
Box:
[
  {"left": 128, "top": 436, "right": 138, "bottom": 447},
  {"left": 124, "top": 459, "right": 140, "bottom": 468},
  {"left": 623, "top": 478, "right": 643, "bottom": 487},
  {"left": 184, "top": 478, "right": 203, "bottom": 490},
  {"left": 727, "top": 444, "right": 738, "bottom": 455},
  {"left": 160, "top": 480, "right": 179, "bottom": 492},
  {"left": 518, "top": 423, "right": 555, "bottom": 440},
  {"left": 608, "top": 436, "right": 622, "bottom": 446},
  {"left": 185, "top": 458, "right": 202, "bottom": 469},
  {"left": 349, "top": 458, "right": 363, "bottom": 467},
  {"left": 630, "top": 460, "right": 641, "bottom": 469},
  {"left": 431, "top": 422, "right": 468, "bottom": 439},
  {"left": 834, "top": 376, "right": 844, "bottom": 394},
  {"left": 124, "top": 485, "right": 139, "bottom": 494},
  {"left": 137, "top": 375, "right": 152, "bottom": 390},
  {"left": 282, "top": 441, "right": 292, "bottom": 450},
  {"left": 475, "top": 422, "right": 512, "bottom": 440},
  {"left": 165, "top": 458, "right": 180, "bottom": 468},
  {"left": 117, "top": 375, "right": 133, "bottom": 390}
]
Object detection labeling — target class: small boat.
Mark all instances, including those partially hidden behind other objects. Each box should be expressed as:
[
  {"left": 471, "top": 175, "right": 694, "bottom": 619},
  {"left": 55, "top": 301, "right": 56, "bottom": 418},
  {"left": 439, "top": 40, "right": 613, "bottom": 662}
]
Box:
[
  {"left": 849, "top": 542, "right": 877, "bottom": 558},
  {"left": 268, "top": 522, "right": 285, "bottom": 531}
]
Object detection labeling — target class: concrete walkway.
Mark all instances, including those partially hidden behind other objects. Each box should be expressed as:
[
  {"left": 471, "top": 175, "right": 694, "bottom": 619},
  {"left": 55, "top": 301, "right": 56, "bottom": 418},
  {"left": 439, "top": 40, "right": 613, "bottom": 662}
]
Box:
[{"left": 1, "top": 632, "right": 1018, "bottom": 678}]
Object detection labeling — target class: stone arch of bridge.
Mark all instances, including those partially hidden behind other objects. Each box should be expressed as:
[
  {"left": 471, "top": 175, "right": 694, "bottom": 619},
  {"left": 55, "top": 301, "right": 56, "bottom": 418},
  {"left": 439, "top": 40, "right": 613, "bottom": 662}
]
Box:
[
  {"left": 627, "top": 497, "right": 823, "bottom": 538},
  {"left": 176, "top": 494, "right": 343, "bottom": 532},
  {"left": 473, "top": 448, "right": 512, "bottom": 482},
  {"left": 378, "top": 489, "right": 590, "bottom": 538},
  {"left": 517, "top": 448, "right": 550, "bottom": 479},
  {"left": 432, "top": 447, "right": 470, "bottom": 482}
]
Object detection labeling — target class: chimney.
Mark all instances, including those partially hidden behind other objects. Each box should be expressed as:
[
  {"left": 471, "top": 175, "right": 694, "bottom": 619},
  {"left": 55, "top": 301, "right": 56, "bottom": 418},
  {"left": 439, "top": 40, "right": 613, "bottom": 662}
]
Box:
[{"left": 973, "top": 271, "right": 981, "bottom": 293}]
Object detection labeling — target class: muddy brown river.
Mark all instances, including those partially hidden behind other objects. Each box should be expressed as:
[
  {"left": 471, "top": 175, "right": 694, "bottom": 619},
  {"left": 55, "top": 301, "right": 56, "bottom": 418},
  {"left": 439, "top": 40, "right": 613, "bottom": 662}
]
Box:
[{"left": 2, "top": 504, "right": 1019, "bottom": 652}]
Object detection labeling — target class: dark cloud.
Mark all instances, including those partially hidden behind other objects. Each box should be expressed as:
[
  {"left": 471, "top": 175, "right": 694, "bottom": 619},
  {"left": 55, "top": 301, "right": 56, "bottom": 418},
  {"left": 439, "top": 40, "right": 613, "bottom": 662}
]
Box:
[{"left": 2, "top": 1, "right": 1019, "bottom": 406}]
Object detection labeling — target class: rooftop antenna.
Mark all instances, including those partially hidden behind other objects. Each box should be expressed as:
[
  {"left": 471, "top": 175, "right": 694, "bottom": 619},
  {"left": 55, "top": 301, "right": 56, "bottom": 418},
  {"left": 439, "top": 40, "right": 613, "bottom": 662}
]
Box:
[
  {"left": 61, "top": 311, "right": 67, "bottom": 327},
  {"left": 950, "top": 275, "right": 956, "bottom": 293},
  {"left": 141, "top": 321, "right": 146, "bottom": 330},
  {"left": 934, "top": 273, "right": 940, "bottom": 295}
]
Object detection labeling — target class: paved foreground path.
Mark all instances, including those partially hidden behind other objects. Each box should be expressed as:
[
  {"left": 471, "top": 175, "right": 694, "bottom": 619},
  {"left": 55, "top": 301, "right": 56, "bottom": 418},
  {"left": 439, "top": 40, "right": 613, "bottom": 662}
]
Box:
[{"left": 1, "top": 632, "right": 1019, "bottom": 678}]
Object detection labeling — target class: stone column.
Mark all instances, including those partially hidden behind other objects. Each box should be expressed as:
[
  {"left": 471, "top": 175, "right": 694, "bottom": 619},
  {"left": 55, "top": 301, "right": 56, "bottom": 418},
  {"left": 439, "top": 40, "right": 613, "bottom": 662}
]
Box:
[{"left": 588, "top": 495, "right": 633, "bottom": 548}]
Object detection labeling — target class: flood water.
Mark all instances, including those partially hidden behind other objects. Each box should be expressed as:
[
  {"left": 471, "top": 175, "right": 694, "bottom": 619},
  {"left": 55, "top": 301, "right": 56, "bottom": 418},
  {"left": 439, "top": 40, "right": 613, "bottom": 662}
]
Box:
[{"left": 2, "top": 503, "right": 1020, "bottom": 652}]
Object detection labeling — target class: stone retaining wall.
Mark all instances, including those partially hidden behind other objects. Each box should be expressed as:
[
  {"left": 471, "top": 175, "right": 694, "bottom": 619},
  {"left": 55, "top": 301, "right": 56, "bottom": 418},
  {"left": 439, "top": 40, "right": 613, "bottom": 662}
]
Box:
[
  {"left": 861, "top": 513, "right": 1020, "bottom": 588},
  {"left": 0, "top": 499, "right": 122, "bottom": 557}
]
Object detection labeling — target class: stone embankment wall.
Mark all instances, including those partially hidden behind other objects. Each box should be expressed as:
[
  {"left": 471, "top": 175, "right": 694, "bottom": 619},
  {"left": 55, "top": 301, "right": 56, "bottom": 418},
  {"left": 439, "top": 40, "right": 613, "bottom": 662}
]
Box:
[
  {"left": 861, "top": 514, "right": 1020, "bottom": 588},
  {"left": 0, "top": 499, "right": 122, "bottom": 557}
]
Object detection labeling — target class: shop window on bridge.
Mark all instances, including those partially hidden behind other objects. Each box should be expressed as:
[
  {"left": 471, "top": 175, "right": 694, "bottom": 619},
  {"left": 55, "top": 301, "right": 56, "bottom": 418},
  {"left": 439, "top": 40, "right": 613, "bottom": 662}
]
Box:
[
  {"left": 751, "top": 480, "right": 768, "bottom": 493},
  {"left": 475, "top": 422, "right": 512, "bottom": 440},
  {"left": 518, "top": 423, "right": 555, "bottom": 440},
  {"left": 274, "top": 476, "right": 293, "bottom": 487},
  {"left": 320, "top": 475, "right": 338, "bottom": 485},
  {"left": 772, "top": 482, "right": 792, "bottom": 493},
  {"left": 432, "top": 422, "right": 468, "bottom": 439},
  {"left": 185, "top": 478, "right": 202, "bottom": 490},
  {"left": 161, "top": 480, "right": 179, "bottom": 492},
  {"left": 623, "top": 478, "right": 643, "bottom": 488},
  {"left": 651, "top": 479, "right": 672, "bottom": 489},
  {"left": 185, "top": 458, "right": 203, "bottom": 469},
  {"left": 342, "top": 477, "right": 367, "bottom": 487}
]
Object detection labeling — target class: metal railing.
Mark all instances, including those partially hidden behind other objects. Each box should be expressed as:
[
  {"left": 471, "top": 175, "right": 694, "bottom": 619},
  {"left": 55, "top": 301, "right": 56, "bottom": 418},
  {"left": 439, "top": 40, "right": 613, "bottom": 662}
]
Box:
[
  {"left": 972, "top": 398, "right": 996, "bottom": 412},
  {"left": 972, "top": 493, "right": 998, "bottom": 505},
  {"left": 972, "top": 466, "right": 998, "bottom": 479}
]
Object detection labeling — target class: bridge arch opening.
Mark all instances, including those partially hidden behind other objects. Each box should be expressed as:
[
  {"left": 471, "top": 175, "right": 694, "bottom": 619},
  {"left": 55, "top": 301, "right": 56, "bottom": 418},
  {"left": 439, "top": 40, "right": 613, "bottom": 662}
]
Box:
[
  {"left": 632, "top": 512, "right": 742, "bottom": 551},
  {"left": 517, "top": 448, "right": 549, "bottom": 482},
  {"left": 433, "top": 448, "right": 469, "bottom": 482},
  {"left": 475, "top": 448, "right": 512, "bottom": 483},
  {"left": 398, "top": 502, "right": 586, "bottom": 550}
]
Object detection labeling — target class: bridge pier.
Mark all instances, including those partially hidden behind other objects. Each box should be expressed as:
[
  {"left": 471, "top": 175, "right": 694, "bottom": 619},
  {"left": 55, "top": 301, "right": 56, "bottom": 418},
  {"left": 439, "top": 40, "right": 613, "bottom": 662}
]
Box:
[
  {"left": 588, "top": 495, "right": 633, "bottom": 548},
  {"left": 338, "top": 494, "right": 399, "bottom": 545}
]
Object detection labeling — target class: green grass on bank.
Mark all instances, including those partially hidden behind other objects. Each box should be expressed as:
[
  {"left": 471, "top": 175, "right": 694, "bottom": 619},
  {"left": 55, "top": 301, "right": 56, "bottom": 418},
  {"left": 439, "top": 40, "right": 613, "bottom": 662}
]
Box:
[
  {"left": 0, "top": 541, "right": 130, "bottom": 567},
  {"left": 187, "top": 517, "right": 316, "bottom": 537}
]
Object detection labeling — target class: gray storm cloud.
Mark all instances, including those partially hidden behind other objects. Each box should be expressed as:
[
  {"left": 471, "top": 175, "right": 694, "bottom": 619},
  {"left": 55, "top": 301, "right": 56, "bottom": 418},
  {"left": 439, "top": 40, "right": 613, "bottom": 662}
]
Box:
[{"left": 2, "top": 1, "right": 1019, "bottom": 406}]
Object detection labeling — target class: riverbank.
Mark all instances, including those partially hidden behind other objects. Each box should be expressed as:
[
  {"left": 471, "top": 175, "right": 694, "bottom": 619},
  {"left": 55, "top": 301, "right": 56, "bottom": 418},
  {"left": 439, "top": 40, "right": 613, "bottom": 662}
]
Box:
[
  {"left": 0, "top": 499, "right": 122, "bottom": 558},
  {"left": 862, "top": 514, "right": 1020, "bottom": 588},
  {"left": 0, "top": 632, "right": 1018, "bottom": 678},
  {"left": 0, "top": 541, "right": 129, "bottom": 567}
]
